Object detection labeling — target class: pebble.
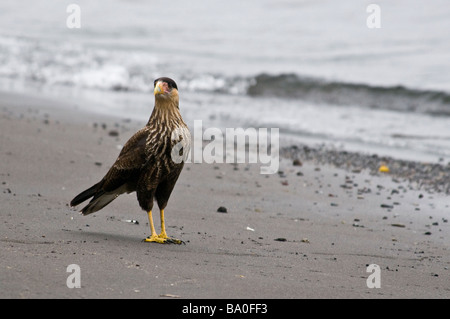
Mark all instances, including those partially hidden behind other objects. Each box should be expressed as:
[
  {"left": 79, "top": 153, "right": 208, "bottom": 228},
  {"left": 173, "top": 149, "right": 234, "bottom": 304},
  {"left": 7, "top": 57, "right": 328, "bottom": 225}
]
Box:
[
  {"left": 217, "top": 206, "right": 228, "bottom": 213},
  {"left": 293, "top": 159, "right": 302, "bottom": 166},
  {"left": 108, "top": 130, "right": 119, "bottom": 137},
  {"left": 281, "top": 144, "right": 450, "bottom": 195}
]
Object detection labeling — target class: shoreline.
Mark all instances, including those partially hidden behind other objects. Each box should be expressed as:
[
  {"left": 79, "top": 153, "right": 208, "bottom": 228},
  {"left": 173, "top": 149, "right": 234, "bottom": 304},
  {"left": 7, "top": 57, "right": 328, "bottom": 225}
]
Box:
[
  {"left": 0, "top": 90, "right": 449, "bottom": 298},
  {"left": 281, "top": 144, "right": 450, "bottom": 196},
  {"left": 3, "top": 82, "right": 449, "bottom": 165}
]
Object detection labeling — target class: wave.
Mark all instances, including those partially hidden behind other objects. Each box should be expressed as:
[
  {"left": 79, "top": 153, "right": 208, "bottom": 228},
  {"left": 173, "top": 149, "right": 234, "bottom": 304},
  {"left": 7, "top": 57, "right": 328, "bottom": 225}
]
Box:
[
  {"left": 0, "top": 35, "right": 159, "bottom": 93},
  {"left": 0, "top": 35, "right": 449, "bottom": 117},
  {"left": 183, "top": 73, "right": 450, "bottom": 117},
  {"left": 246, "top": 73, "right": 450, "bottom": 117}
]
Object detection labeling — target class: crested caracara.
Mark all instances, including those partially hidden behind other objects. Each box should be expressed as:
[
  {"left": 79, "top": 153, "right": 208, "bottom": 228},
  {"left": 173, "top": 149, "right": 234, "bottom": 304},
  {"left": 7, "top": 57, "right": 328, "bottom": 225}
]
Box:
[{"left": 70, "top": 77, "right": 191, "bottom": 244}]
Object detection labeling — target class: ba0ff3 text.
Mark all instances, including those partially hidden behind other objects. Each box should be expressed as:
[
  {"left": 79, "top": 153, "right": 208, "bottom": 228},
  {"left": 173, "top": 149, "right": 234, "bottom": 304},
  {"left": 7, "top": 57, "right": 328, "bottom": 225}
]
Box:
[{"left": 227, "top": 304, "right": 267, "bottom": 314}]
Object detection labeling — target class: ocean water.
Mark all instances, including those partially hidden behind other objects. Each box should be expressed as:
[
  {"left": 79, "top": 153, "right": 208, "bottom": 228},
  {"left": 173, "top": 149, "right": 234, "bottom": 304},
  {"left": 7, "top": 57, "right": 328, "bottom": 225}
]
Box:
[{"left": 0, "top": 0, "right": 449, "bottom": 163}]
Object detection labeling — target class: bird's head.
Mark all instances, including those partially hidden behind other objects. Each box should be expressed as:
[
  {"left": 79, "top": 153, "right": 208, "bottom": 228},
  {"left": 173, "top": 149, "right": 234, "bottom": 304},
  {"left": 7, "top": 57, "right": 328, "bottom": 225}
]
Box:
[{"left": 154, "top": 77, "right": 179, "bottom": 105}]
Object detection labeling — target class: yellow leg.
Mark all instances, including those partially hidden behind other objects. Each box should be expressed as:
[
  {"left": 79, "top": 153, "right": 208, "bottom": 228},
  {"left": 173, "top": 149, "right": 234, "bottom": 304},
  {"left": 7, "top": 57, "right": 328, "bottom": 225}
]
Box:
[
  {"left": 143, "top": 209, "right": 184, "bottom": 244},
  {"left": 144, "top": 210, "right": 165, "bottom": 244},
  {"left": 159, "top": 209, "right": 168, "bottom": 239},
  {"left": 149, "top": 210, "right": 157, "bottom": 236}
]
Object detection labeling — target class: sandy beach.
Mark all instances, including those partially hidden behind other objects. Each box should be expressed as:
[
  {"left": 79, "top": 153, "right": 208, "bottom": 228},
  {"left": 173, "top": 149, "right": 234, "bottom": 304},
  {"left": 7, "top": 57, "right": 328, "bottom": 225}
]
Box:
[{"left": 0, "top": 91, "right": 449, "bottom": 299}]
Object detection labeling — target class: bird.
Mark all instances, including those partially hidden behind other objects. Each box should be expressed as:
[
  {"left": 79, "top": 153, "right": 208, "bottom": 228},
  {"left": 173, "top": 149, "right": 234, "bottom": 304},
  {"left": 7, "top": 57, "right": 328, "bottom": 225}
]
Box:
[{"left": 70, "top": 77, "right": 191, "bottom": 244}]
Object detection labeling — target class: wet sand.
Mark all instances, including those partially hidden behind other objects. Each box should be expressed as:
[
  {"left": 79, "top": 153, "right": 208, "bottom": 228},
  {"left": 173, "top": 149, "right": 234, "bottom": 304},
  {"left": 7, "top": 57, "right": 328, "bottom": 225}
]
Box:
[{"left": 0, "top": 91, "right": 449, "bottom": 299}]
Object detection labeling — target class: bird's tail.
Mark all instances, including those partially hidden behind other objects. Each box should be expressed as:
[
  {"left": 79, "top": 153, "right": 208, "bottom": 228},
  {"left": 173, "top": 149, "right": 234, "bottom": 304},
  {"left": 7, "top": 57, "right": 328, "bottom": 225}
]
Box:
[
  {"left": 70, "top": 182, "right": 101, "bottom": 207},
  {"left": 70, "top": 182, "right": 118, "bottom": 216},
  {"left": 78, "top": 192, "right": 118, "bottom": 216}
]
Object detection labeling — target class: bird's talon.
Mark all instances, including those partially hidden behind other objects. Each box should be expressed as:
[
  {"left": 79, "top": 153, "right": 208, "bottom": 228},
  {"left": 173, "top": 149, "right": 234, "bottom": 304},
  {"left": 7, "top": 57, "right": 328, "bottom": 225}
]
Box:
[
  {"left": 144, "top": 235, "right": 166, "bottom": 244},
  {"left": 167, "top": 238, "right": 185, "bottom": 245},
  {"left": 143, "top": 235, "right": 184, "bottom": 245}
]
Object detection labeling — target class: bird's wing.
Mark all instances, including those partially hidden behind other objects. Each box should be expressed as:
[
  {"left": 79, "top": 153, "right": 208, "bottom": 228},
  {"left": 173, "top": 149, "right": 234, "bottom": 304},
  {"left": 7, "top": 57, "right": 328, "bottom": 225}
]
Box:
[{"left": 100, "top": 127, "right": 150, "bottom": 192}]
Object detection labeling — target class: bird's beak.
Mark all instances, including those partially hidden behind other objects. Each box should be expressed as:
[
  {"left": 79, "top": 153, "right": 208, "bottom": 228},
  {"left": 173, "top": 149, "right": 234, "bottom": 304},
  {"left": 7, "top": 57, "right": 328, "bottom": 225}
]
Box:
[{"left": 154, "top": 82, "right": 163, "bottom": 95}]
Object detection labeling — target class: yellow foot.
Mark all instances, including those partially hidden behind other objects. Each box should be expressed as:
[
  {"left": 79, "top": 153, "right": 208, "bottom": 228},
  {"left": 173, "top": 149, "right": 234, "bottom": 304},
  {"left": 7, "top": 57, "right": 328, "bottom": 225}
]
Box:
[{"left": 143, "top": 235, "right": 185, "bottom": 245}]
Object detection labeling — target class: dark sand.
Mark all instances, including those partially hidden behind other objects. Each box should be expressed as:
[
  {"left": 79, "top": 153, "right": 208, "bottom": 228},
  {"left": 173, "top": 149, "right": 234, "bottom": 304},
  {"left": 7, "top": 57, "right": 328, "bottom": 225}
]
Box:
[{"left": 0, "top": 91, "right": 449, "bottom": 299}]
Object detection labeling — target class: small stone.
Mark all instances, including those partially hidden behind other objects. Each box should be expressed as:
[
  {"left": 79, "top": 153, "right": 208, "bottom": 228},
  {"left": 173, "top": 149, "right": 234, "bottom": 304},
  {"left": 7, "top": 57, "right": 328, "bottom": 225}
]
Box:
[
  {"left": 293, "top": 159, "right": 302, "bottom": 166},
  {"left": 217, "top": 206, "right": 228, "bottom": 213}
]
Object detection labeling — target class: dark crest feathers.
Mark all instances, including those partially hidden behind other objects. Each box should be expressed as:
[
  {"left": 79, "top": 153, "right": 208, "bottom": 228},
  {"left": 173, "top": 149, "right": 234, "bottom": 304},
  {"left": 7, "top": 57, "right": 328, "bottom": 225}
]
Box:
[{"left": 154, "top": 77, "right": 178, "bottom": 90}]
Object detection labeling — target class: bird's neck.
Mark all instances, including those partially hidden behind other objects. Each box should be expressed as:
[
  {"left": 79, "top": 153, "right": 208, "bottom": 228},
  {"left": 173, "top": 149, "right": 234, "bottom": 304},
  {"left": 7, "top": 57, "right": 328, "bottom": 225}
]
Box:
[{"left": 147, "top": 98, "right": 184, "bottom": 129}]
